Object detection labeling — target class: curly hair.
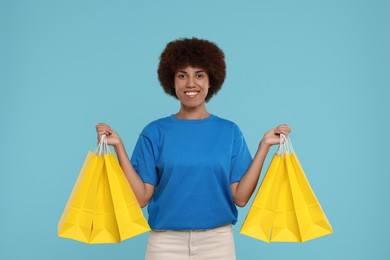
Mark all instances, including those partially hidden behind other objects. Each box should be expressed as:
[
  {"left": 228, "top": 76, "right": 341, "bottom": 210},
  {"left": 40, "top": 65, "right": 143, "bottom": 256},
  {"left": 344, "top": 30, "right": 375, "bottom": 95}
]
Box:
[{"left": 157, "top": 37, "right": 226, "bottom": 102}]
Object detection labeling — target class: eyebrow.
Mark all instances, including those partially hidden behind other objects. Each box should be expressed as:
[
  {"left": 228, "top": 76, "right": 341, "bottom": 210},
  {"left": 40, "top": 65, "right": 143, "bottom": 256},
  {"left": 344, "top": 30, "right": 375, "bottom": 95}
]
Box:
[{"left": 176, "top": 69, "right": 206, "bottom": 74}]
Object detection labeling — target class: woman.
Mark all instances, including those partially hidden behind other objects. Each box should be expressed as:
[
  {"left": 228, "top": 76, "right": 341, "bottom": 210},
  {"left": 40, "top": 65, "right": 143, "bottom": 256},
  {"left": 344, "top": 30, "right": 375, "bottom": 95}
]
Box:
[{"left": 96, "top": 38, "right": 290, "bottom": 260}]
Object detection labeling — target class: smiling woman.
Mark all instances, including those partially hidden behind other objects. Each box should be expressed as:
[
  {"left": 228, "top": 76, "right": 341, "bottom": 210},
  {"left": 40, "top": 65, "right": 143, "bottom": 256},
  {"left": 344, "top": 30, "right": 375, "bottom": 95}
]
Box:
[
  {"left": 174, "top": 67, "right": 210, "bottom": 119},
  {"left": 157, "top": 38, "right": 226, "bottom": 102},
  {"left": 95, "top": 37, "right": 291, "bottom": 260}
]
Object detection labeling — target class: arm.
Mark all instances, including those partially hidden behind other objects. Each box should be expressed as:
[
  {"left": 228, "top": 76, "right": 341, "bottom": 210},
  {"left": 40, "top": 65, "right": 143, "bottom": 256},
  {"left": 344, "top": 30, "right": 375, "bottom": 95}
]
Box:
[
  {"left": 114, "top": 142, "right": 154, "bottom": 208},
  {"left": 231, "top": 124, "right": 291, "bottom": 207},
  {"left": 96, "top": 123, "right": 154, "bottom": 208}
]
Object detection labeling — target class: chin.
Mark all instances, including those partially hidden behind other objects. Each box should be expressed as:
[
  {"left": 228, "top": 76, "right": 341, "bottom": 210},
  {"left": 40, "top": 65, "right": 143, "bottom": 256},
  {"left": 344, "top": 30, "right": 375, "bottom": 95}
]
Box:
[{"left": 181, "top": 101, "right": 206, "bottom": 109}]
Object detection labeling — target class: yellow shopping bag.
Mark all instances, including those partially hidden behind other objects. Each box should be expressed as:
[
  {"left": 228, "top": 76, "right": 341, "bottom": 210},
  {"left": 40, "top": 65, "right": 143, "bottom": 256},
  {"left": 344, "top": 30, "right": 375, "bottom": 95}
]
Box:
[
  {"left": 240, "top": 135, "right": 332, "bottom": 242},
  {"left": 285, "top": 153, "right": 333, "bottom": 242},
  {"left": 58, "top": 135, "right": 150, "bottom": 244},
  {"left": 269, "top": 154, "right": 302, "bottom": 242},
  {"left": 57, "top": 152, "right": 104, "bottom": 243},
  {"left": 88, "top": 157, "right": 121, "bottom": 243},
  {"left": 239, "top": 155, "right": 283, "bottom": 242},
  {"left": 104, "top": 153, "right": 151, "bottom": 241}
]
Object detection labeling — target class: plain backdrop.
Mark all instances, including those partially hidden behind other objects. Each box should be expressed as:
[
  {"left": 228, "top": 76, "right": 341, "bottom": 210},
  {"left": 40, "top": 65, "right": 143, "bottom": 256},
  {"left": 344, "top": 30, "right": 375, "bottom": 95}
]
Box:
[{"left": 1, "top": 0, "right": 389, "bottom": 259}]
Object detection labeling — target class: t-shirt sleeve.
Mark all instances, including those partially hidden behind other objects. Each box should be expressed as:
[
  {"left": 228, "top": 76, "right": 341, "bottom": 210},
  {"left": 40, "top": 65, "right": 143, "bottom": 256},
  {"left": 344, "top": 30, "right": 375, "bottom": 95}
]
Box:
[
  {"left": 230, "top": 124, "right": 253, "bottom": 184},
  {"left": 130, "top": 129, "right": 159, "bottom": 186}
]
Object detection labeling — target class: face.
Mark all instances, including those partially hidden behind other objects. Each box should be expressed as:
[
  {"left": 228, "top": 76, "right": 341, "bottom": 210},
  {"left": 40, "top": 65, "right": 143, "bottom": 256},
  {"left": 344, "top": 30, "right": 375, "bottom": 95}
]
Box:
[{"left": 174, "top": 66, "right": 210, "bottom": 109}]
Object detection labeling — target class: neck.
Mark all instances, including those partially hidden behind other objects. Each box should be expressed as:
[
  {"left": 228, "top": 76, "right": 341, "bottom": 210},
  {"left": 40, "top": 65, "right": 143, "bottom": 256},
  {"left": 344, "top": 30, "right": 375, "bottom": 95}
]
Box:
[{"left": 175, "top": 106, "right": 210, "bottom": 120}]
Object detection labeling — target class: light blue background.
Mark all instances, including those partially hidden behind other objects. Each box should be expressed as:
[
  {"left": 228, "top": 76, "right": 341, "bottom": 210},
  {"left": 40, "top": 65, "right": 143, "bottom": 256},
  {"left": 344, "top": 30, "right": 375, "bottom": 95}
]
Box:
[{"left": 1, "top": 0, "right": 389, "bottom": 259}]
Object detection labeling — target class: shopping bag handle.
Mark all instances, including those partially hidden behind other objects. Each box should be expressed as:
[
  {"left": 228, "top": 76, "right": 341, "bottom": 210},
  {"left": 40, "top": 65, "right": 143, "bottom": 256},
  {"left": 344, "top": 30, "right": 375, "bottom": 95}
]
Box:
[
  {"left": 94, "top": 134, "right": 111, "bottom": 155},
  {"left": 276, "top": 134, "right": 295, "bottom": 156}
]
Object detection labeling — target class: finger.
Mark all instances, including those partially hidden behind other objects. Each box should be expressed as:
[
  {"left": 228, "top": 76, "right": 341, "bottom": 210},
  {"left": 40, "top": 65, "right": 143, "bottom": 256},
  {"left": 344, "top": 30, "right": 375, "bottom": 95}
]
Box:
[
  {"left": 274, "top": 127, "right": 284, "bottom": 134},
  {"left": 96, "top": 123, "right": 110, "bottom": 129},
  {"left": 96, "top": 123, "right": 113, "bottom": 131},
  {"left": 279, "top": 127, "right": 291, "bottom": 133},
  {"left": 277, "top": 125, "right": 291, "bottom": 133},
  {"left": 96, "top": 126, "right": 113, "bottom": 134},
  {"left": 279, "top": 124, "right": 290, "bottom": 127},
  {"left": 97, "top": 130, "right": 111, "bottom": 138},
  {"left": 96, "top": 123, "right": 107, "bottom": 129},
  {"left": 274, "top": 129, "right": 290, "bottom": 136}
]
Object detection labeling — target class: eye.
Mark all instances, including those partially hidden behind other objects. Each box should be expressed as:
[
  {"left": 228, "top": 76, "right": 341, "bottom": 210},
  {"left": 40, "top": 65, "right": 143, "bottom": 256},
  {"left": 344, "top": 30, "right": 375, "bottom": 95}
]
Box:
[
  {"left": 196, "top": 73, "right": 206, "bottom": 79},
  {"left": 177, "top": 73, "right": 186, "bottom": 79}
]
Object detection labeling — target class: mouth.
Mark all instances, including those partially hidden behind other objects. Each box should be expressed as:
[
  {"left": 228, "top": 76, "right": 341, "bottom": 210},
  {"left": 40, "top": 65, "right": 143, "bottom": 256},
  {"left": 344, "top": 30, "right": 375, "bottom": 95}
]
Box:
[{"left": 185, "top": 91, "right": 200, "bottom": 98}]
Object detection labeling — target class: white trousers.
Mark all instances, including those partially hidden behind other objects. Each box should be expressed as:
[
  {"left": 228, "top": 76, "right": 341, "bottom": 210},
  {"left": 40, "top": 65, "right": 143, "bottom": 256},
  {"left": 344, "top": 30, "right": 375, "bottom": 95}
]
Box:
[{"left": 145, "top": 225, "right": 236, "bottom": 260}]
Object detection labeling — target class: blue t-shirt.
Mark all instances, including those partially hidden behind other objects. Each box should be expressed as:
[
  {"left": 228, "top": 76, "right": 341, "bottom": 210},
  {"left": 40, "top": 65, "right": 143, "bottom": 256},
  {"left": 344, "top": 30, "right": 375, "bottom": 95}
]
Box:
[{"left": 131, "top": 114, "right": 252, "bottom": 230}]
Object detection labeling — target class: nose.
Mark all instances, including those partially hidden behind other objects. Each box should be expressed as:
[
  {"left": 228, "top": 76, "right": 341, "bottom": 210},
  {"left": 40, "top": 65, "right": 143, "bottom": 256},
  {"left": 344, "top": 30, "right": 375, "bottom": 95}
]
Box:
[{"left": 186, "top": 75, "right": 196, "bottom": 88}]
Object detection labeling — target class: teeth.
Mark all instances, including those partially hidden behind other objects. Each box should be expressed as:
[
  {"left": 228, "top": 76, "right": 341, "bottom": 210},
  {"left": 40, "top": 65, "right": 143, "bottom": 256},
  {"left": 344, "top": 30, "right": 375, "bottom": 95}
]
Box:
[{"left": 185, "top": 92, "right": 198, "bottom": 97}]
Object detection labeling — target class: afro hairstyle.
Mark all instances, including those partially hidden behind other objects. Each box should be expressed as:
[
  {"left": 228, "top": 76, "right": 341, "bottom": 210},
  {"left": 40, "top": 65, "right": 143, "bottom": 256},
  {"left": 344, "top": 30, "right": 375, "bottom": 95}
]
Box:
[{"left": 157, "top": 37, "right": 226, "bottom": 102}]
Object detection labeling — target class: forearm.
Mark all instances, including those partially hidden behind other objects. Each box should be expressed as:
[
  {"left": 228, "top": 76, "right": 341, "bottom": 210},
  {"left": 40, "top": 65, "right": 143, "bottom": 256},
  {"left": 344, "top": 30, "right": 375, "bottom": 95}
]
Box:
[
  {"left": 114, "top": 142, "right": 151, "bottom": 207},
  {"left": 233, "top": 141, "right": 271, "bottom": 207}
]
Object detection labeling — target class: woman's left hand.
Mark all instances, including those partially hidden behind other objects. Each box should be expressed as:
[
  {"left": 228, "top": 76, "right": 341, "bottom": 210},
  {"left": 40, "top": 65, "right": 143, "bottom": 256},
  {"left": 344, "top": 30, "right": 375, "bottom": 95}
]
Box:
[{"left": 260, "top": 124, "right": 292, "bottom": 147}]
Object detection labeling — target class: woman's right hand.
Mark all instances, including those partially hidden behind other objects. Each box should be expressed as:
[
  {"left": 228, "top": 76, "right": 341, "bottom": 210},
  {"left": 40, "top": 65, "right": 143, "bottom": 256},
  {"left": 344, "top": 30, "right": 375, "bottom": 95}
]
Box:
[{"left": 96, "top": 123, "right": 122, "bottom": 147}]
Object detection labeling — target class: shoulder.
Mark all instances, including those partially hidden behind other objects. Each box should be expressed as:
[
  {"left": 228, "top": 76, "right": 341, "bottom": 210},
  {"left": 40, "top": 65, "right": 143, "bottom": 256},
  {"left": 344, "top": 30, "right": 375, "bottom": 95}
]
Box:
[
  {"left": 144, "top": 116, "right": 172, "bottom": 128},
  {"left": 212, "top": 115, "right": 242, "bottom": 132},
  {"left": 140, "top": 115, "right": 173, "bottom": 137}
]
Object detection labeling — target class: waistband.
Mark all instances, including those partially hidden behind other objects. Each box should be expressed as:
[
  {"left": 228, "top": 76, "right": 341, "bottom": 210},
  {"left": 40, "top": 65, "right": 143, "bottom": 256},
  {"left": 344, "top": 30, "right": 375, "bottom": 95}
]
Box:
[{"left": 152, "top": 224, "right": 232, "bottom": 233}]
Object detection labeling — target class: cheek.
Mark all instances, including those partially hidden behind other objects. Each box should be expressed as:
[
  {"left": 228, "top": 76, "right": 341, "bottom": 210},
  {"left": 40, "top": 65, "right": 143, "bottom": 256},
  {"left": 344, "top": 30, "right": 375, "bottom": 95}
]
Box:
[
  {"left": 174, "top": 78, "right": 186, "bottom": 89},
  {"left": 205, "top": 84, "right": 210, "bottom": 93},
  {"left": 203, "top": 81, "right": 210, "bottom": 93},
  {"left": 201, "top": 78, "right": 210, "bottom": 88},
  {"left": 173, "top": 86, "right": 180, "bottom": 98},
  {"left": 173, "top": 80, "right": 181, "bottom": 94}
]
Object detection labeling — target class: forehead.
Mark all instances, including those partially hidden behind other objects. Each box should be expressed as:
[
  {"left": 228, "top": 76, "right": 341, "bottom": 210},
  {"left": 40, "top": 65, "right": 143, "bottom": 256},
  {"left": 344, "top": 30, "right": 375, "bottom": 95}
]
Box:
[{"left": 176, "top": 66, "right": 207, "bottom": 73}]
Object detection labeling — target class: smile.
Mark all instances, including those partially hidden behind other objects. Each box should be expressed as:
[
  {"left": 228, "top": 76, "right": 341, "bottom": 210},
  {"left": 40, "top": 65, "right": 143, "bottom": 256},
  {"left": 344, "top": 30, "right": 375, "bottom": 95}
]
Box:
[{"left": 185, "top": 91, "right": 199, "bottom": 98}]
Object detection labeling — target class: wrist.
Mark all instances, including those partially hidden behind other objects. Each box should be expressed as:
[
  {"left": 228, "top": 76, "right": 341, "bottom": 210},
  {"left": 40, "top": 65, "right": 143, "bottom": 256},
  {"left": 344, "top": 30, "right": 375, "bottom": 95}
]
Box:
[
  {"left": 259, "top": 139, "right": 271, "bottom": 150},
  {"left": 113, "top": 140, "right": 124, "bottom": 152}
]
